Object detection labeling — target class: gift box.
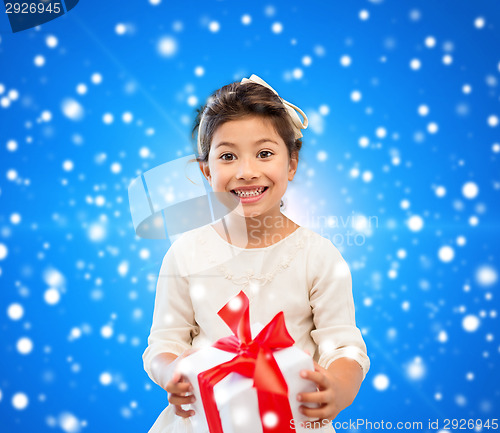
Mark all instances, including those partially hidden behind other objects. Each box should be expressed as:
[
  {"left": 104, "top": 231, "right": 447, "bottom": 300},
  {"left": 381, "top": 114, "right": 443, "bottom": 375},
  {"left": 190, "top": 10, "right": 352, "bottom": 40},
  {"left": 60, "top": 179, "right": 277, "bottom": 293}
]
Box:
[{"left": 176, "top": 291, "right": 318, "bottom": 433}]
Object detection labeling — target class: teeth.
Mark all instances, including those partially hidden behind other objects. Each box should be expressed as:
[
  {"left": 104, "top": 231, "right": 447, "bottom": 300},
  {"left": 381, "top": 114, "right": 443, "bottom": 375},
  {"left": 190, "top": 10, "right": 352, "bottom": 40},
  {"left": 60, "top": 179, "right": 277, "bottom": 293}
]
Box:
[{"left": 234, "top": 187, "right": 265, "bottom": 197}]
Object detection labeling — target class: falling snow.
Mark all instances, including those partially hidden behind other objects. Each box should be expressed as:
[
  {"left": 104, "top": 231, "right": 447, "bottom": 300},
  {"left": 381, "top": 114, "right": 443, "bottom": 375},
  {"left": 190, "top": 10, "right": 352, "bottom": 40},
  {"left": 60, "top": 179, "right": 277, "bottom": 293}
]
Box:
[{"left": 0, "top": 2, "right": 498, "bottom": 431}]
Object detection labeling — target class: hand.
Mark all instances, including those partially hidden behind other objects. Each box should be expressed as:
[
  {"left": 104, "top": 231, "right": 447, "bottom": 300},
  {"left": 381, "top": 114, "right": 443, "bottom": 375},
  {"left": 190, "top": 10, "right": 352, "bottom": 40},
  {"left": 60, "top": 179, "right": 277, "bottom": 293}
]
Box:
[
  {"left": 297, "top": 360, "right": 342, "bottom": 429},
  {"left": 166, "top": 371, "right": 196, "bottom": 418},
  {"left": 165, "top": 348, "right": 199, "bottom": 419}
]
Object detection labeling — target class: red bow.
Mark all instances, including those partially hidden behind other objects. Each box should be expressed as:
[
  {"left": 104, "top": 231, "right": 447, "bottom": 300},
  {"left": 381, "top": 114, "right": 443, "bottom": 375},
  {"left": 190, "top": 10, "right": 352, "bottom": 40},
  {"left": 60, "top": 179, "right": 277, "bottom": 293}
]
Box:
[{"left": 197, "top": 290, "right": 296, "bottom": 433}]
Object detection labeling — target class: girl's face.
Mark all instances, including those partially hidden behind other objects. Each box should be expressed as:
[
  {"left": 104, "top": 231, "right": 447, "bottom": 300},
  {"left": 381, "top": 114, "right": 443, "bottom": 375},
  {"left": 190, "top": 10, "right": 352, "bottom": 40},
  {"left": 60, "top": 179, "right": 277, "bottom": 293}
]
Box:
[{"left": 200, "top": 115, "right": 298, "bottom": 218}]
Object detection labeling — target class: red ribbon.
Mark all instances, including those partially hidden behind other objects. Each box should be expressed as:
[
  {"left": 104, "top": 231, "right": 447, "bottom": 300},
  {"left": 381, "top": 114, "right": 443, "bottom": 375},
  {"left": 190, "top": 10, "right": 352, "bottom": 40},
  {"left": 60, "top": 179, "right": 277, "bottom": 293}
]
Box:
[{"left": 197, "top": 290, "right": 296, "bottom": 433}]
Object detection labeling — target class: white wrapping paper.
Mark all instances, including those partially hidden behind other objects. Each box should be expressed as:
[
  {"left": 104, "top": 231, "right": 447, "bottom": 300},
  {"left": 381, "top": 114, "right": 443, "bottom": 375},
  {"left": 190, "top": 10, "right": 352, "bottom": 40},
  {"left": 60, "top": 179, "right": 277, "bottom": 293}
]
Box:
[{"left": 176, "top": 324, "right": 319, "bottom": 433}]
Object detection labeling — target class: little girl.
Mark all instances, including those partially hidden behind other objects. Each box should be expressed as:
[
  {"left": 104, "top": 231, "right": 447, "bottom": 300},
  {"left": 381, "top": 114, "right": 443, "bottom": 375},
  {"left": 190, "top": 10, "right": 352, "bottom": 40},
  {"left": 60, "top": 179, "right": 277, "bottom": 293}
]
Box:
[{"left": 142, "top": 74, "right": 370, "bottom": 432}]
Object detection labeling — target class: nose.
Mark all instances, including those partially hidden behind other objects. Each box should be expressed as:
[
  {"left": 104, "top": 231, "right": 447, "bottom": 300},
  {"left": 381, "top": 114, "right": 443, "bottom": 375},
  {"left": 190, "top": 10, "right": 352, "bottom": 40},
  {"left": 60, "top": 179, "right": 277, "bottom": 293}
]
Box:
[{"left": 236, "top": 157, "right": 259, "bottom": 180}]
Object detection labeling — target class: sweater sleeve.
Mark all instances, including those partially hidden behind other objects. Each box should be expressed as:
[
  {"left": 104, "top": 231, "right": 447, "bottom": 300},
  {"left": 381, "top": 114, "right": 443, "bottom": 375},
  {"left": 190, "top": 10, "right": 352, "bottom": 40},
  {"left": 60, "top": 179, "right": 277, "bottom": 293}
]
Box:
[
  {"left": 309, "top": 240, "right": 370, "bottom": 381},
  {"left": 142, "top": 242, "right": 200, "bottom": 386}
]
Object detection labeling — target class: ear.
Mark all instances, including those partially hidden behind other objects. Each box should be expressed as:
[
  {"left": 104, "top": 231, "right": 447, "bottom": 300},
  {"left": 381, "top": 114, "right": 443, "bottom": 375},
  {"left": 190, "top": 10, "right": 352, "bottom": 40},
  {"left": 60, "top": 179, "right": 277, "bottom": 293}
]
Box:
[
  {"left": 288, "top": 151, "right": 298, "bottom": 181},
  {"left": 199, "top": 161, "right": 212, "bottom": 186}
]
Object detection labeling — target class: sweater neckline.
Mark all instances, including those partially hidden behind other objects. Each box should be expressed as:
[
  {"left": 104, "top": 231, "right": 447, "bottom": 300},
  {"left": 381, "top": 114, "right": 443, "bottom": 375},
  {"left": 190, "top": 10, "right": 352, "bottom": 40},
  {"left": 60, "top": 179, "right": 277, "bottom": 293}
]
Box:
[{"left": 207, "top": 224, "right": 304, "bottom": 251}]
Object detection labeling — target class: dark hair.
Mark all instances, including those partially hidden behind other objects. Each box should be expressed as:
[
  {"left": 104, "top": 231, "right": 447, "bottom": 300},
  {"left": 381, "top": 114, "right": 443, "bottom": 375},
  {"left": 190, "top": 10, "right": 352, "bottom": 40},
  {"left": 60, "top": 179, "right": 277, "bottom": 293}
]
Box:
[{"left": 190, "top": 78, "right": 304, "bottom": 209}]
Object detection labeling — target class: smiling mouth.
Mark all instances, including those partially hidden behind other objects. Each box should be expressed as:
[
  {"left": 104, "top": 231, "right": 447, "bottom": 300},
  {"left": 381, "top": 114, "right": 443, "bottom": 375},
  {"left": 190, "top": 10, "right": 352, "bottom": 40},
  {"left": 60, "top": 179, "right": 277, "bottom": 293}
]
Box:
[{"left": 231, "top": 186, "right": 269, "bottom": 198}]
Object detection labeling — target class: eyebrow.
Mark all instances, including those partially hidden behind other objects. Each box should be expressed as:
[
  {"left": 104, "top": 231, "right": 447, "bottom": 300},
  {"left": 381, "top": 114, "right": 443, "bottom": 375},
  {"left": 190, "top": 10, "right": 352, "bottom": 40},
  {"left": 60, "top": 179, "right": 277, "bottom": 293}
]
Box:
[{"left": 214, "top": 138, "right": 279, "bottom": 149}]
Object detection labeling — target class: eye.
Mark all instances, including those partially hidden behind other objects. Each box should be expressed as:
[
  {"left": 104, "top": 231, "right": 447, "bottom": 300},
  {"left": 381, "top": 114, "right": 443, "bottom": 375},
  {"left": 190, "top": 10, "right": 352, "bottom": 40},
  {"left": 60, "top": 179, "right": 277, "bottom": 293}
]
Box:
[
  {"left": 258, "top": 150, "right": 273, "bottom": 158},
  {"left": 220, "top": 153, "right": 235, "bottom": 161}
]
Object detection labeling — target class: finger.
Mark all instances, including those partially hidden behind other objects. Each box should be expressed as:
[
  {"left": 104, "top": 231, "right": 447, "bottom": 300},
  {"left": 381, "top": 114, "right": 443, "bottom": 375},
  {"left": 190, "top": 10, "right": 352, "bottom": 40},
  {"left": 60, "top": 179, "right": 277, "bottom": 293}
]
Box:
[
  {"left": 167, "top": 381, "right": 193, "bottom": 394},
  {"left": 177, "top": 373, "right": 193, "bottom": 387},
  {"left": 166, "top": 380, "right": 193, "bottom": 395},
  {"left": 300, "top": 369, "right": 329, "bottom": 390},
  {"left": 297, "top": 390, "right": 331, "bottom": 404},
  {"left": 312, "top": 360, "right": 327, "bottom": 375},
  {"left": 301, "top": 418, "right": 330, "bottom": 429},
  {"left": 174, "top": 371, "right": 191, "bottom": 382},
  {"left": 174, "top": 404, "right": 195, "bottom": 418},
  {"left": 300, "top": 404, "right": 330, "bottom": 420},
  {"left": 169, "top": 393, "right": 196, "bottom": 406},
  {"left": 167, "top": 372, "right": 193, "bottom": 393},
  {"left": 172, "top": 371, "right": 181, "bottom": 382}
]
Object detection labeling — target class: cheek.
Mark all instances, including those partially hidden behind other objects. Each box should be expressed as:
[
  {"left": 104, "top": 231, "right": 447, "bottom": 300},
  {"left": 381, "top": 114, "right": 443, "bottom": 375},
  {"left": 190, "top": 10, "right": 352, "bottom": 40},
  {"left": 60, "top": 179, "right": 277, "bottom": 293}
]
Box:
[
  {"left": 279, "top": 165, "right": 292, "bottom": 180},
  {"left": 210, "top": 167, "right": 230, "bottom": 187}
]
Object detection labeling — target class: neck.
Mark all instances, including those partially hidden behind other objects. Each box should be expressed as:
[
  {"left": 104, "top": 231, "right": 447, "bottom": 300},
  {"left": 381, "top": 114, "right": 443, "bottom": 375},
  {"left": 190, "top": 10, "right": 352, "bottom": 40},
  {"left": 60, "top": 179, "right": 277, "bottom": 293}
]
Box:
[{"left": 218, "top": 207, "right": 297, "bottom": 248}]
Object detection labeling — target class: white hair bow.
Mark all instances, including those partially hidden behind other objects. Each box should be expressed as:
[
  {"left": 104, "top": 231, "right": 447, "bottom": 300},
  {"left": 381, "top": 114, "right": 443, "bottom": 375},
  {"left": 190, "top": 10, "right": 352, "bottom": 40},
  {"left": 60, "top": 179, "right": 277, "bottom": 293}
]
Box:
[{"left": 197, "top": 74, "right": 308, "bottom": 156}]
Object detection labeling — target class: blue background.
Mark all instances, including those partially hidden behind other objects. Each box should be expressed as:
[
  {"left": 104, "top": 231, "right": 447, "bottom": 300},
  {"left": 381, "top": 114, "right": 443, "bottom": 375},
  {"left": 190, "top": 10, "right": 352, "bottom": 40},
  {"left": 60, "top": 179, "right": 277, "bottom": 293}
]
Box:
[{"left": 0, "top": 0, "right": 499, "bottom": 432}]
